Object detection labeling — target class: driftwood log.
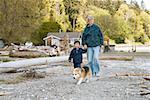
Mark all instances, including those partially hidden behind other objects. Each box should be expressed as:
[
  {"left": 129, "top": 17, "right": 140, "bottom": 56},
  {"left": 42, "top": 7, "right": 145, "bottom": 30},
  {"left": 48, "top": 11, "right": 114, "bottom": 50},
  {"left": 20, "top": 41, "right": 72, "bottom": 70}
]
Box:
[
  {"left": 0, "top": 54, "right": 88, "bottom": 73},
  {"left": 140, "top": 92, "right": 150, "bottom": 96},
  {"left": 0, "top": 92, "right": 11, "bottom": 96},
  {"left": 9, "top": 51, "right": 47, "bottom": 58},
  {"left": 100, "top": 56, "right": 133, "bottom": 61},
  {"left": 115, "top": 73, "right": 150, "bottom": 77},
  {"left": 0, "top": 55, "right": 71, "bottom": 73},
  {"left": 143, "top": 77, "right": 150, "bottom": 81}
]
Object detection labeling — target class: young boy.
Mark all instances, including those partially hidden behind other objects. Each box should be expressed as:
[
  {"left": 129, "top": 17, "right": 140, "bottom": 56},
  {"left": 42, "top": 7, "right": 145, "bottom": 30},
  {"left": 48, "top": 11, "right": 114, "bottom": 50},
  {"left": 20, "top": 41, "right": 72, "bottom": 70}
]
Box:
[{"left": 68, "top": 41, "right": 86, "bottom": 68}]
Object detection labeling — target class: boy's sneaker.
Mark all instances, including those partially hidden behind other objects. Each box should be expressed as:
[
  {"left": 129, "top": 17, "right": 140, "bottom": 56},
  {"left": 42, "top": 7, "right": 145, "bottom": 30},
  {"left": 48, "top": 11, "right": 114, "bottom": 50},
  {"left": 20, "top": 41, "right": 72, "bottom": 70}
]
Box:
[
  {"left": 92, "top": 72, "right": 96, "bottom": 77},
  {"left": 92, "top": 72, "right": 100, "bottom": 77},
  {"left": 90, "top": 77, "right": 97, "bottom": 81}
]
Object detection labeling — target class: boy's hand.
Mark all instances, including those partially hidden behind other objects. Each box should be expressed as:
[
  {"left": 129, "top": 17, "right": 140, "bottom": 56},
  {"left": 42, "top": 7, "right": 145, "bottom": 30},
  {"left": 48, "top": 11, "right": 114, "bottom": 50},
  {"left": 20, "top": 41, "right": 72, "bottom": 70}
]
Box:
[
  {"left": 68, "top": 59, "right": 71, "bottom": 62},
  {"left": 83, "top": 45, "right": 87, "bottom": 49}
]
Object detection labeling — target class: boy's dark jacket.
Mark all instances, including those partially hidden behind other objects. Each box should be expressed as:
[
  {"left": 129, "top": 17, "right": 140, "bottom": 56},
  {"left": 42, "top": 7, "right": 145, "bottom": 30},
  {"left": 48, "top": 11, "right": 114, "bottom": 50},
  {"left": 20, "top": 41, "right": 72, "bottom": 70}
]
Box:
[
  {"left": 82, "top": 24, "right": 104, "bottom": 47},
  {"left": 68, "top": 48, "right": 86, "bottom": 64}
]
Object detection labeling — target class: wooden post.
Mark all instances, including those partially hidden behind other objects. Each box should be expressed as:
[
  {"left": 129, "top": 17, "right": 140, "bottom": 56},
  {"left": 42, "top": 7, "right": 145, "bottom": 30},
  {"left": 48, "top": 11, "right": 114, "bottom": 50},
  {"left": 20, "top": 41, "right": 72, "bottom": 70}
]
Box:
[
  {"left": 62, "top": 34, "right": 69, "bottom": 54},
  {"left": 45, "top": 39, "right": 47, "bottom": 46}
]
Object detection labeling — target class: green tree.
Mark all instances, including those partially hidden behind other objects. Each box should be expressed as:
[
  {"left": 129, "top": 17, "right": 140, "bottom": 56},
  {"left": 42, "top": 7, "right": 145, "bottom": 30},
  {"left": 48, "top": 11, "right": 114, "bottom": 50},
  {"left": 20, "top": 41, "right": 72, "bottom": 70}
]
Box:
[
  {"left": 140, "top": 11, "right": 150, "bottom": 39},
  {"left": 0, "top": 0, "right": 41, "bottom": 44},
  {"left": 90, "top": 6, "right": 130, "bottom": 44},
  {"left": 31, "top": 21, "right": 61, "bottom": 45},
  {"left": 0, "top": 0, "right": 149, "bottom": 45},
  {"left": 63, "top": 0, "right": 86, "bottom": 31},
  {"left": 86, "top": 0, "right": 124, "bottom": 16}
]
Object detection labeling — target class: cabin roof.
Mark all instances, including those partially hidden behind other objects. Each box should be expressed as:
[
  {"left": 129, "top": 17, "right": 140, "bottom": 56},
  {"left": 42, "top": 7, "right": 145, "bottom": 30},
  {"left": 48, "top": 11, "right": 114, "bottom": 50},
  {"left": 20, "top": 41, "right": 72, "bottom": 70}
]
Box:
[{"left": 47, "top": 32, "right": 81, "bottom": 39}]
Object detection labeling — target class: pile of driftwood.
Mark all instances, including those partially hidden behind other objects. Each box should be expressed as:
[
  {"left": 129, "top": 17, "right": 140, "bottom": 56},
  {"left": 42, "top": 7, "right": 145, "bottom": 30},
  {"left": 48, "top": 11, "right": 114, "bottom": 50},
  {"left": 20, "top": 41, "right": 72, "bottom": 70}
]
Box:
[
  {"left": 8, "top": 43, "right": 62, "bottom": 58},
  {"left": 114, "top": 73, "right": 150, "bottom": 77},
  {"left": 9, "top": 50, "right": 48, "bottom": 58}
]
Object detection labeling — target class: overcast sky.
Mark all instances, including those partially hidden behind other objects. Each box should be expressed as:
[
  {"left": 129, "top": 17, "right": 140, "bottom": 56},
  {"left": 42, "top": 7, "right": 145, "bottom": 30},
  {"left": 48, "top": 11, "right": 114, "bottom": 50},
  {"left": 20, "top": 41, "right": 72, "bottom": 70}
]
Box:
[{"left": 125, "top": 0, "right": 150, "bottom": 10}]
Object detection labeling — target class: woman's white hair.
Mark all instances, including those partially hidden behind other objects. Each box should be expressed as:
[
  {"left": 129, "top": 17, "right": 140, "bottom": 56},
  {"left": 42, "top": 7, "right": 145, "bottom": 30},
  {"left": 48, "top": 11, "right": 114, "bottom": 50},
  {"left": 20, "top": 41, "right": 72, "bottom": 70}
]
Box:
[{"left": 87, "top": 15, "right": 94, "bottom": 20}]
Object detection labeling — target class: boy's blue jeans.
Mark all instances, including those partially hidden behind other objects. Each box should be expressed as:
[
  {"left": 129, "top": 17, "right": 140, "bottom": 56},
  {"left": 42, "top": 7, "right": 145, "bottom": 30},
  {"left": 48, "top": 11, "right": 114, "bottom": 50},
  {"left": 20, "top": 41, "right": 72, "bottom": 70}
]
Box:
[{"left": 87, "top": 46, "right": 100, "bottom": 75}]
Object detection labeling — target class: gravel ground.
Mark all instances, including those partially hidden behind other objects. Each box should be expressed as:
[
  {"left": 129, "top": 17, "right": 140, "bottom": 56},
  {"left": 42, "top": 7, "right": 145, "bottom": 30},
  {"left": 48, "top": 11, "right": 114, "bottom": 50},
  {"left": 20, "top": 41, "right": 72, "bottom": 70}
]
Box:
[{"left": 0, "top": 53, "right": 150, "bottom": 100}]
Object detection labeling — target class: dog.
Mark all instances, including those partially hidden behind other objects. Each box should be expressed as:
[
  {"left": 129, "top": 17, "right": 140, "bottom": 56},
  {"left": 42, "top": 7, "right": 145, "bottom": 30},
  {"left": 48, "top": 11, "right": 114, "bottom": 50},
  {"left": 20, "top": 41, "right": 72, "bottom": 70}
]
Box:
[{"left": 73, "top": 65, "right": 92, "bottom": 85}]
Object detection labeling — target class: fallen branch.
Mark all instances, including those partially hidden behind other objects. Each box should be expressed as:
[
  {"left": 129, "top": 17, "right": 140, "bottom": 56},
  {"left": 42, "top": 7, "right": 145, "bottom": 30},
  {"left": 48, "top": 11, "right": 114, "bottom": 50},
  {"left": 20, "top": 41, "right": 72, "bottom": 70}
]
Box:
[
  {"left": 99, "top": 56, "right": 133, "bottom": 61},
  {"left": 0, "top": 51, "right": 9, "bottom": 56},
  {"left": 0, "top": 70, "right": 45, "bottom": 84},
  {"left": 21, "top": 69, "right": 45, "bottom": 79},
  {"left": 143, "top": 77, "right": 150, "bottom": 81},
  {"left": 115, "top": 73, "right": 150, "bottom": 77},
  {"left": 0, "top": 92, "right": 11, "bottom": 96},
  {"left": 140, "top": 92, "right": 150, "bottom": 96},
  {"left": 140, "top": 85, "right": 149, "bottom": 90},
  {"left": 0, "top": 68, "right": 17, "bottom": 73}
]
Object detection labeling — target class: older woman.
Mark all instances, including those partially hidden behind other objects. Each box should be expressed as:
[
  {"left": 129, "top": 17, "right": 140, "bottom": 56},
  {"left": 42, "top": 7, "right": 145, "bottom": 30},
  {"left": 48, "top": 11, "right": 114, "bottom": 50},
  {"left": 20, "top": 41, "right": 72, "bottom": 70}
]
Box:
[{"left": 82, "top": 16, "right": 104, "bottom": 77}]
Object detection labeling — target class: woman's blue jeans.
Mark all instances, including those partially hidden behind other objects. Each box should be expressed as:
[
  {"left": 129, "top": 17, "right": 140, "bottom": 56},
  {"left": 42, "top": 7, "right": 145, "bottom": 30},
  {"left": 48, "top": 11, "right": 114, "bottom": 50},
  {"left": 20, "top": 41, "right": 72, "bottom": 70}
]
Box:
[{"left": 87, "top": 46, "right": 100, "bottom": 75}]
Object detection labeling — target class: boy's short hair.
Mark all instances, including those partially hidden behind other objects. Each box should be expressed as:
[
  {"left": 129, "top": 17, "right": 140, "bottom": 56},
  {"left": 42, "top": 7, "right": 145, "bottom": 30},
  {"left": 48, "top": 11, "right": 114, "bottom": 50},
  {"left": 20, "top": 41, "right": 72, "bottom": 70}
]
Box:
[{"left": 74, "top": 40, "right": 80, "bottom": 45}]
